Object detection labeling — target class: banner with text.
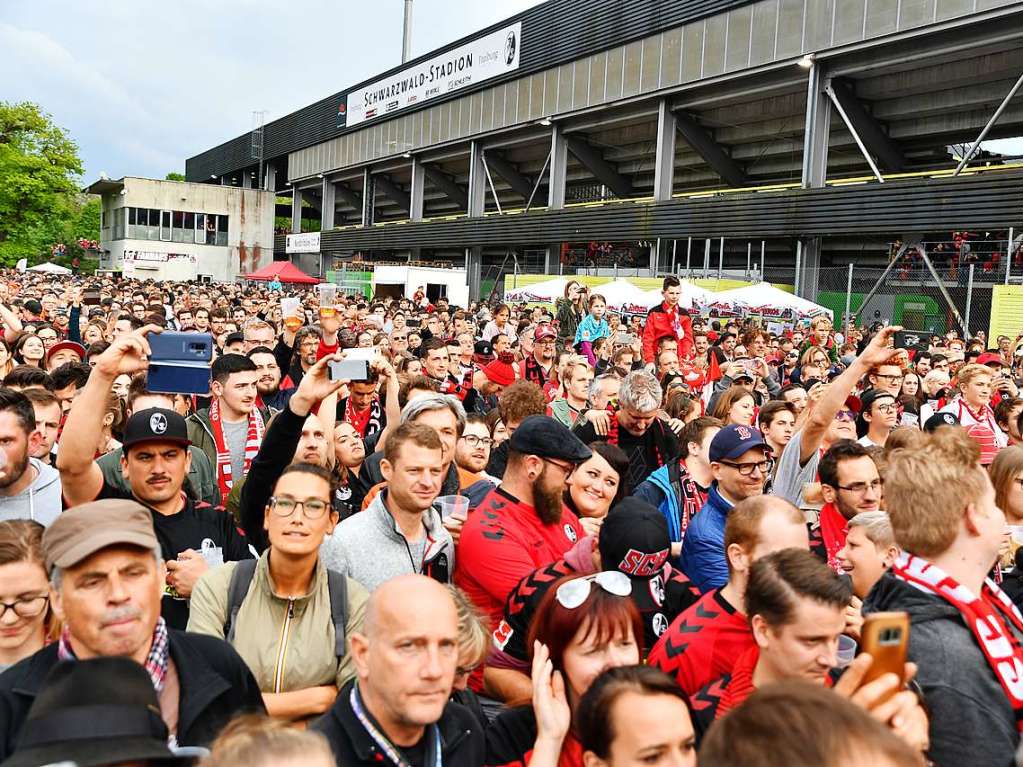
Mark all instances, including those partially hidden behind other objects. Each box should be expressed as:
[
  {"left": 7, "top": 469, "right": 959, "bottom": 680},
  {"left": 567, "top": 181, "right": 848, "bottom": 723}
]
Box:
[
  {"left": 344, "top": 22, "right": 521, "bottom": 128},
  {"left": 286, "top": 232, "right": 321, "bottom": 254}
]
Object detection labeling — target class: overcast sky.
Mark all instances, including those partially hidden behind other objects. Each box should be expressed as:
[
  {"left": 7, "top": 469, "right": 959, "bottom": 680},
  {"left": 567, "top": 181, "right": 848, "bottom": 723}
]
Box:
[
  {"left": 2, "top": 1, "right": 1018, "bottom": 183},
  {"left": 0, "top": 0, "right": 545, "bottom": 181}
]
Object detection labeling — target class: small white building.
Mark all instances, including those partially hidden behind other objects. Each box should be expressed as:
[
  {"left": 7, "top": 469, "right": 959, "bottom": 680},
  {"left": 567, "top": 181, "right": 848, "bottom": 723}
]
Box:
[{"left": 84, "top": 176, "right": 275, "bottom": 282}]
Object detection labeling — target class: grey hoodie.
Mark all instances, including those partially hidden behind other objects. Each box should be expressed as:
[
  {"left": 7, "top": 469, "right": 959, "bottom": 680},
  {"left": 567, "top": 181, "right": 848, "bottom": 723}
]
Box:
[
  {"left": 319, "top": 489, "right": 455, "bottom": 592},
  {"left": 865, "top": 571, "right": 1020, "bottom": 767},
  {"left": 0, "top": 458, "right": 62, "bottom": 526}
]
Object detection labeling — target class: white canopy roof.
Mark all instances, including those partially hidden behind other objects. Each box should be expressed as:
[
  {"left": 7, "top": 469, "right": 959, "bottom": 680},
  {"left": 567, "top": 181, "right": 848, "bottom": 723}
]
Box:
[
  {"left": 27, "top": 262, "right": 72, "bottom": 274},
  {"left": 709, "top": 282, "right": 832, "bottom": 319},
  {"left": 504, "top": 277, "right": 567, "bottom": 303}
]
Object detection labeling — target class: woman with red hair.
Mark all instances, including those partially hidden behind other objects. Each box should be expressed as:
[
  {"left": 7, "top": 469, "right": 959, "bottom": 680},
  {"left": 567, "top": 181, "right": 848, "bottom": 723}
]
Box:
[{"left": 485, "top": 572, "right": 643, "bottom": 767}]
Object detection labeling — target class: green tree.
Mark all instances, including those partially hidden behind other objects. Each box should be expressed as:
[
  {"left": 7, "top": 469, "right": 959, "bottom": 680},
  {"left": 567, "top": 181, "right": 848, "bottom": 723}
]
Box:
[
  {"left": 165, "top": 172, "right": 186, "bottom": 181},
  {"left": 0, "top": 102, "right": 83, "bottom": 266}
]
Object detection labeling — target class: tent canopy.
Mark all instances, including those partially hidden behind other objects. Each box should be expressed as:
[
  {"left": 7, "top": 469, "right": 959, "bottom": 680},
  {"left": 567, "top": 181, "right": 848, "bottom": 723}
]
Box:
[
  {"left": 710, "top": 282, "right": 832, "bottom": 319},
  {"left": 245, "top": 260, "right": 319, "bottom": 284},
  {"left": 504, "top": 277, "right": 568, "bottom": 304},
  {"left": 594, "top": 279, "right": 659, "bottom": 314},
  {"left": 27, "top": 262, "right": 71, "bottom": 275},
  {"left": 639, "top": 280, "right": 710, "bottom": 311}
]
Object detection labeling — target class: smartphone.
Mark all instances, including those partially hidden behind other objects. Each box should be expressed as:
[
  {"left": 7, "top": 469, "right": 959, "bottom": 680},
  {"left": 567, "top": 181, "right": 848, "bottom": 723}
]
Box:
[
  {"left": 860, "top": 611, "right": 910, "bottom": 699},
  {"left": 83, "top": 290, "right": 101, "bottom": 306},
  {"left": 329, "top": 359, "right": 369, "bottom": 382},
  {"left": 616, "top": 332, "right": 636, "bottom": 346},
  {"left": 147, "top": 332, "right": 213, "bottom": 395}
]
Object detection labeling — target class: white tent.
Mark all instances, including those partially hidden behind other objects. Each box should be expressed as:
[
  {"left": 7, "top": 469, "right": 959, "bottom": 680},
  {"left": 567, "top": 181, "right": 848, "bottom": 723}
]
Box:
[
  {"left": 592, "top": 279, "right": 659, "bottom": 314},
  {"left": 710, "top": 282, "right": 832, "bottom": 319},
  {"left": 27, "top": 262, "right": 72, "bottom": 275},
  {"left": 640, "top": 280, "right": 711, "bottom": 310},
  {"left": 504, "top": 277, "right": 567, "bottom": 304}
]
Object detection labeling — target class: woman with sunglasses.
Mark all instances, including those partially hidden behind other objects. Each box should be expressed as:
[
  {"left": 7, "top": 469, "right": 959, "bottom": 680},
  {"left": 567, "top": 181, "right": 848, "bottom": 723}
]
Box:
[
  {"left": 0, "top": 520, "right": 58, "bottom": 673},
  {"left": 486, "top": 571, "right": 643, "bottom": 767},
  {"left": 188, "top": 462, "right": 368, "bottom": 723}
]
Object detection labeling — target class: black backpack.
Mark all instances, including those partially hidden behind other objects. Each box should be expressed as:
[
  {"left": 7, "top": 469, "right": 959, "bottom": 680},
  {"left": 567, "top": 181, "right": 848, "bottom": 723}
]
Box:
[{"left": 223, "top": 559, "right": 349, "bottom": 659}]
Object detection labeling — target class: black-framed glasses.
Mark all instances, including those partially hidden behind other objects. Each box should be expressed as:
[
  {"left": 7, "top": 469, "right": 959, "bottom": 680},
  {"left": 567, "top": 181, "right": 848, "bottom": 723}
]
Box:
[
  {"left": 460, "top": 435, "right": 494, "bottom": 448},
  {"left": 874, "top": 373, "right": 904, "bottom": 382},
  {"left": 836, "top": 479, "right": 883, "bottom": 495},
  {"left": 270, "top": 496, "right": 330, "bottom": 519},
  {"left": 0, "top": 595, "right": 48, "bottom": 620},
  {"left": 719, "top": 458, "right": 773, "bottom": 477},
  {"left": 543, "top": 458, "right": 575, "bottom": 476}
]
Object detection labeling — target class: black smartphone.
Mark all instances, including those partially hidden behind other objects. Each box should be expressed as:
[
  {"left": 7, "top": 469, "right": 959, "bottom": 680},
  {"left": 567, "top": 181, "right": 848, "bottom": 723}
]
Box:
[
  {"left": 147, "top": 332, "right": 213, "bottom": 395},
  {"left": 83, "top": 290, "right": 101, "bottom": 306}
]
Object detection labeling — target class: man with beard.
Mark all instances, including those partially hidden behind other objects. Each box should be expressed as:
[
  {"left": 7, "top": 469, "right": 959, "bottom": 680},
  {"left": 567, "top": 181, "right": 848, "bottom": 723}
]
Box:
[
  {"left": 0, "top": 388, "right": 62, "bottom": 524},
  {"left": 454, "top": 414, "right": 496, "bottom": 506},
  {"left": 572, "top": 370, "right": 680, "bottom": 491},
  {"left": 275, "top": 326, "right": 321, "bottom": 387},
  {"left": 519, "top": 324, "right": 557, "bottom": 390},
  {"left": 247, "top": 345, "right": 294, "bottom": 413},
  {"left": 455, "top": 415, "right": 592, "bottom": 635},
  {"left": 57, "top": 329, "right": 253, "bottom": 629},
  {"left": 813, "top": 440, "right": 883, "bottom": 574}
]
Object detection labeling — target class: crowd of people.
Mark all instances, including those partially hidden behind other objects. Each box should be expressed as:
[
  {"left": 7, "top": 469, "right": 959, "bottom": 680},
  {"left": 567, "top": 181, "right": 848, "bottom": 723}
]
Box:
[{"left": 0, "top": 271, "right": 1019, "bottom": 765}]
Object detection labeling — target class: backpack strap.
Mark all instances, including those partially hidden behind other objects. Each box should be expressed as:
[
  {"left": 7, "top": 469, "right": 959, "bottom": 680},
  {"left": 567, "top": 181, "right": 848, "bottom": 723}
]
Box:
[
  {"left": 223, "top": 559, "right": 258, "bottom": 643},
  {"left": 325, "top": 569, "right": 350, "bottom": 660}
]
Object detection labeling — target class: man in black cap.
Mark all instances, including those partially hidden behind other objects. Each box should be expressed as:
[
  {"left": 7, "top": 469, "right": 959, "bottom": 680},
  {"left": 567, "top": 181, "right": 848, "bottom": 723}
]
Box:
[
  {"left": 0, "top": 501, "right": 263, "bottom": 760},
  {"left": 485, "top": 498, "right": 700, "bottom": 701},
  {"left": 57, "top": 328, "right": 254, "bottom": 629},
  {"left": 454, "top": 415, "right": 592, "bottom": 685},
  {"left": 3, "top": 657, "right": 196, "bottom": 766},
  {"left": 924, "top": 411, "right": 960, "bottom": 432}
]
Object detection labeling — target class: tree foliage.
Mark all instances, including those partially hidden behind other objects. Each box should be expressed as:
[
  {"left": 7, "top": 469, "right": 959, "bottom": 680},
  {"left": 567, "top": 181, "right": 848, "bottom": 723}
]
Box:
[
  {"left": 0, "top": 102, "right": 87, "bottom": 266},
  {"left": 165, "top": 172, "right": 186, "bottom": 181}
]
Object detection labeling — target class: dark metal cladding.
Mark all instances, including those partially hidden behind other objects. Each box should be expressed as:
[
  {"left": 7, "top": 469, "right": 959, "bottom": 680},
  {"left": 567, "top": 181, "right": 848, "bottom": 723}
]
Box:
[
  {"left": 287, "top": 172, "right": 1023, "bottom": 252},
  {"left": 186, "top": 0, "right": 758, "bottom": 181}
]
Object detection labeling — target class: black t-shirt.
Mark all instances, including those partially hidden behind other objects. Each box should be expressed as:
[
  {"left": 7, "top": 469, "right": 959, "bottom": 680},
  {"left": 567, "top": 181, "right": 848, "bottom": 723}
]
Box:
[
  {"left": 97, "top": 480, "right": 254, "bottom": 629},
  {"left": 399, "top": 736, "right": 428, "bottom": 767},
  {"left": 572, "top": 419, "right": 680, "bottom": 491}
]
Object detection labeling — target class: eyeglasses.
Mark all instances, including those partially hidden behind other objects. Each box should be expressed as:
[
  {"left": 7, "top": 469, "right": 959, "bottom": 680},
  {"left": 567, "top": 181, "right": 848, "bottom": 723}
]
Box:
[
  {"left": 543, "top": 458, "right": 575, "bottom": 476},
  {"left": 460, "top": 435, "right": 493, "bottom": 448},
  {"left": 719, "top": 458, "right": 773, "bottom": 476},
  {"left": 0, "top": 595, "right": 48, "bottom": 620},
  {"left": 875, "top": 403, "right": 898, "bottom": 414},
  {"left": 874, "top": 373, "right": 904, "bottom": 383},
  {"left": 555, "top": 571, "right": 632, "bottom": 609},
  {"left": 270, "top": 496, "right": 330, "bottom": 519},
  {"left": 836, "top": 479, "right": 884, "bottom": 495}
]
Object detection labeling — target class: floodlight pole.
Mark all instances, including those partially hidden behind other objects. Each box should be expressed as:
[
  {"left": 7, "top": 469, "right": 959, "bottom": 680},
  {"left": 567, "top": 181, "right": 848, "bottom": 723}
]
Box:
[{"left": 402, "top": 0, "right": 413, "bottom": 63}]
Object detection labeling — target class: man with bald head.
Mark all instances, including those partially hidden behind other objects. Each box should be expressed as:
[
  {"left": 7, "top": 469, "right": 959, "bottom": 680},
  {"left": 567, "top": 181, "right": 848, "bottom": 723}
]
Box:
[{"left": 313, "top": 575, "right": 485, "bottom": 766}]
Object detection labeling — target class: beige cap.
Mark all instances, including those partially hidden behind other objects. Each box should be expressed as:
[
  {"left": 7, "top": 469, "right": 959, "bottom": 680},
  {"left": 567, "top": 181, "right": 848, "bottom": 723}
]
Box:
[{"left": 43, "top": 499, "right": 158, "bottom": 572}]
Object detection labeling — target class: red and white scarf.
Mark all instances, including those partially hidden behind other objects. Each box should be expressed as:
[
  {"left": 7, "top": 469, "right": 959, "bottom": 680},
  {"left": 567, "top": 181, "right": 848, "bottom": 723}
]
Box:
[
  {"left": 344, "top": 396, "right": 383, "bottom": 439},
  {"left": 892, "top": 551, "right": 1023, "bottom": 731},
  {"left": 209, "top": 398, "right": 265, "bottom": 498},
  {"left": 818, "top": 502, "right": 848, "bottom": 574}
]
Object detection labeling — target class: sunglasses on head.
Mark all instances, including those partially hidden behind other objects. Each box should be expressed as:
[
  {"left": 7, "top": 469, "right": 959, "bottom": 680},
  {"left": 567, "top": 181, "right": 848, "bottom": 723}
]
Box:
[{"left": 555, "top": 571, "right": 632, "bottom": 609}]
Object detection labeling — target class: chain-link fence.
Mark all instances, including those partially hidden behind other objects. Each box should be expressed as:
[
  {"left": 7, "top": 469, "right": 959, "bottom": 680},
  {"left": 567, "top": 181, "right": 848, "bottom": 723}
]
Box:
[{"left": 814, "top": 236, "right": 1023, "bottom": 338}]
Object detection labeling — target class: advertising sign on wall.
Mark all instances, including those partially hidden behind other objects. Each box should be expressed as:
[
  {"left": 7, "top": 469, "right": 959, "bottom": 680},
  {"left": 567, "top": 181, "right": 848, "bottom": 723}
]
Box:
[
  {"left": 286, "top": 232, "right": 321, "bottom": 254},
  {"left": 344, "top": 22, "right": 521, "bottom": 128}
]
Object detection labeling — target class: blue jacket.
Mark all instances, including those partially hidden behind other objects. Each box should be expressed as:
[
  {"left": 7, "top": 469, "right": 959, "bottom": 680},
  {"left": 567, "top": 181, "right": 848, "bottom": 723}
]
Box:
[{"left": 679, "top": 483, "right": 732, "bottom": 593}]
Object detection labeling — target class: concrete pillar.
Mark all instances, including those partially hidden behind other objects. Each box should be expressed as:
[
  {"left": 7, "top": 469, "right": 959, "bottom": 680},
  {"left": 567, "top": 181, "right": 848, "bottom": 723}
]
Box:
[
  {"left": 291, "top": 188, "right": 303, "bottom": 234},
  {"left": 241, "top": 172, "right": 253, "bottom": 189},
  {"left": 801, "top": 62, "right": 831, "bottom": 189},
  {"left": 653, "top": 100, "right": 677, "bottom": 202},
  {"left": 321, "top": 178, "right": 336, "bottom": 231},
  {"left": 467, "top": 141, "right": 486, "bottom": 218},
  {"left": 466, "top": 247, "right": 482, "bottom": 302},
  {"left": 548, "top": 125, "right": 568, "bottom": 210},
  {"left": 361, "top": 168, "right": 374, "bottom": 227},
  {"left": 652, "top": 239, "right": 663, "bottom": 274},
  {"left": 265, "top": 163, "right": 277, "bottom": 192},
  {"left": 409, "top": 157, "right": 426, "bottom": 222},
  {"left": 545, "top": 244, "right": 561, "bottom": 275}
]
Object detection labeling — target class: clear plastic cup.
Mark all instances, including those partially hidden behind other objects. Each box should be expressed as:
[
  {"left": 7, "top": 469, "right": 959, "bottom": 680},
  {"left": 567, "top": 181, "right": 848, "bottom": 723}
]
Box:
[
  {"left": 281, "top": 297, "right": 303, "bottom": 330},
  {"left": 317, "top": 283, "right": 338, "bottom": 318},
  {"left": 436, "top": 495, "right": 469, "bottom": 522},
  {"left": 836, "top": 634, "right": 858, "bottom": 668}
]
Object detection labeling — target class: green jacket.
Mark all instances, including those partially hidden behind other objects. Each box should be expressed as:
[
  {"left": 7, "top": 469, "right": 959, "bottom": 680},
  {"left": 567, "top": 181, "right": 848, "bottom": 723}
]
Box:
[
  {"left": 96, "top": 445, "right": 221, "bottom": 508},
  {"left": 185, "top": 406, "right": 272, "bottom": 487},
  {"left": 187, "top": 551, "right": 368, "bottom": 694}
]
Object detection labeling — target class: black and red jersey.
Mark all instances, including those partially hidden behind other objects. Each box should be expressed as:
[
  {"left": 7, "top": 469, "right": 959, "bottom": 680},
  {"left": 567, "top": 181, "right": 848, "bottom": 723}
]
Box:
[
  {"left": 485, "top": 706, "right": 584, "bottom": 767},
  {"left": 647, "top": 588, "right": 754, "bottom": 697},
  {"left": 688, "top": 645, "right": 759, "bottom": 741}
]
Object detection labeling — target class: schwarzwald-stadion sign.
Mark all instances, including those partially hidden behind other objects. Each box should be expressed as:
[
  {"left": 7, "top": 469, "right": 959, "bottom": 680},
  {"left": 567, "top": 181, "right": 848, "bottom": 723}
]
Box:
[{"left": 338, "top": 21, "right": 521, "bottom": 129}]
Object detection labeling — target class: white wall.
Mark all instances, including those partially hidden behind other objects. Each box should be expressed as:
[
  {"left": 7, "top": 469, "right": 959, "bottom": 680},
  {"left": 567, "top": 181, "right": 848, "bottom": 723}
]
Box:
[{"left": 373, "top": 265, "right": 468, "bottom": 306}]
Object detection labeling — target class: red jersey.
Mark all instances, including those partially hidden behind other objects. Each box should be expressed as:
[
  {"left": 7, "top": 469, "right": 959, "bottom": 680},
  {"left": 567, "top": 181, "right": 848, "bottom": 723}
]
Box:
[
  {"left": 456, "top": 487, "right": 584, "bottom": 631},
  {"left": 647, "top": 588, "right": 754, "bottom": 697}
]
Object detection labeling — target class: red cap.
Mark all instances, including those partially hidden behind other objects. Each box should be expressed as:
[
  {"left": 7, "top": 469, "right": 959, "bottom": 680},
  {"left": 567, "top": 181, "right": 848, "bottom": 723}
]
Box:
[
  {"left": 966, "top": 423, "right": 999, "bottom": 465},
  {"left": 977, "top": 352, "right": 1007, "bottom": 367},
  {"left": 482, "top": 358, "right": 517, "bottom": 387},
  {"left": 533, "top": 323, "right": 556, "bottom": 341}
]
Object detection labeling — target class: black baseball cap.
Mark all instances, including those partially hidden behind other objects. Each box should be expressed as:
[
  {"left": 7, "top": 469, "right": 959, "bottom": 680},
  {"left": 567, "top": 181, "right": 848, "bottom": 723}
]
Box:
[
  {"left": 509, "top": 415, "right": 592, "bottom": 464},
  {"left": 599, "top": 499, "right": 671, "bottom": 581},
  {"left": 121, "top": 408, "right": 190, "bottom": 450},
  {"left": 924, "top": 411, "right": 960, "bottom": 432}
]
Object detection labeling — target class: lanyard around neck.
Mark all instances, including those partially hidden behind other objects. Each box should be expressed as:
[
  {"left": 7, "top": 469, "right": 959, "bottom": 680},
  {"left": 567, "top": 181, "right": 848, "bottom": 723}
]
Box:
[{"left": 351, "top": 683, "right": 442, "bottom": 767}]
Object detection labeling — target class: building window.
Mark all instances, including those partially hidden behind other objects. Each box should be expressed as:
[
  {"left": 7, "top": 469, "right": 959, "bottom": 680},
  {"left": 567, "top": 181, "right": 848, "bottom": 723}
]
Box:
[{"left": 117, "top": 206, "right": 228, "bottom": 245}]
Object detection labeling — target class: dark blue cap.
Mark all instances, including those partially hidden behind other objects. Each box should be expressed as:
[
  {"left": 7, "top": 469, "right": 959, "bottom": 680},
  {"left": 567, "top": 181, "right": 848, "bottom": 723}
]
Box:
[{"left": 709, "top": 423, "right": 769, "bottom": 463}]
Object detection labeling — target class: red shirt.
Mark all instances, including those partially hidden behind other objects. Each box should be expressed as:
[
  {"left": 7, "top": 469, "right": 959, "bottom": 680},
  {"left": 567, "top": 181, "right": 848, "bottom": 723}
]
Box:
[
  {"left": 647, "top": 588, "right": 754, "bottom": 697},
  {"left": 456, "top": 486, "right": 584, "bottom": 631}
]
